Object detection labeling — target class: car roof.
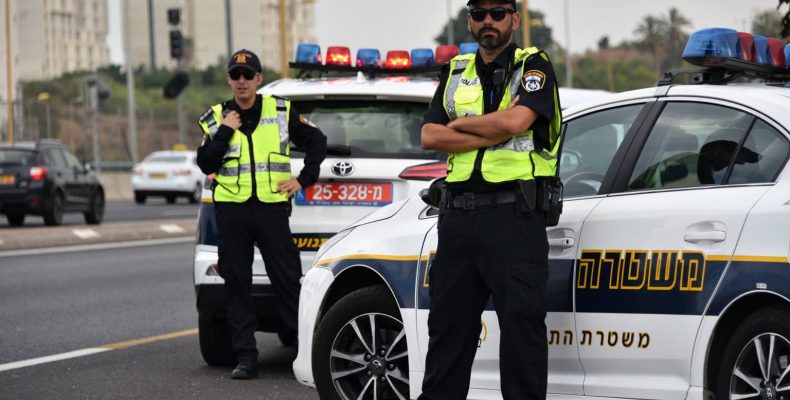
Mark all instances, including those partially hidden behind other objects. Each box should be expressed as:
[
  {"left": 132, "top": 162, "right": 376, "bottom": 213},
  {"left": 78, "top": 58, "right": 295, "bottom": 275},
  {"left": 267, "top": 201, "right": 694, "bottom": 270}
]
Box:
[
  {"left": 0, "top": 140, "right": 64, "bottom": 151},
  {"left": 260, "top": 75, "right": 439, "bottom": 102}
]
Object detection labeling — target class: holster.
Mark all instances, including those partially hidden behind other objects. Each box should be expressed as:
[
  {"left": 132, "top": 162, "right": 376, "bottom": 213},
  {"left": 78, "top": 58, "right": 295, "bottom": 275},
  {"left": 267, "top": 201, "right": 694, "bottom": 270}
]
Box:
[
  {"left": 515, "top": 179, "right": 537, "bottom": 216},
  {"left": 536, "top": 177, "right": 564, "bottom": 227}
]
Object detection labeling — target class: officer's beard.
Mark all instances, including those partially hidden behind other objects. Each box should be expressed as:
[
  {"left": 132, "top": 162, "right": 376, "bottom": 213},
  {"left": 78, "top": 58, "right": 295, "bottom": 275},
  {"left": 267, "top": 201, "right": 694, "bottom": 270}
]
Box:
[{"left": 473, "top": 25, "right": 513, "bottom": 51}]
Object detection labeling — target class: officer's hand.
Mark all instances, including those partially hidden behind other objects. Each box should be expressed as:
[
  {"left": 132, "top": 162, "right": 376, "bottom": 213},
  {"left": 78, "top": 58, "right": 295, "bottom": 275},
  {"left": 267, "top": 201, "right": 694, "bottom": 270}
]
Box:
[
  {"left": 277, "top": 178, "right": 302, "bottom": 198},
  {"left": 508, "top": 95, "right": 521, "bottom": 109},
  {"left": 221, "top": 111, "right": 242, "bottom": 130}
]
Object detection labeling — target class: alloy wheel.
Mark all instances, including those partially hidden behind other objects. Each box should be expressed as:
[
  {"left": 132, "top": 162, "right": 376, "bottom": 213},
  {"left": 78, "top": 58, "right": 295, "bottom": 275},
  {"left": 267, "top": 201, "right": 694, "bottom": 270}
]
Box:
[{"left": 730, "top": 333, "right": 790, "bottom": 400}]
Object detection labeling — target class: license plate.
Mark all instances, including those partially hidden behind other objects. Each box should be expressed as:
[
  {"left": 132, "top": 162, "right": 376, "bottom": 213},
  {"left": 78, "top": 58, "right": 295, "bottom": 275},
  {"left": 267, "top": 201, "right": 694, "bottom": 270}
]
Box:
[
  {"left": 149, "top": 172, "right": 167, "bottom": 179},
  {"left": 0, "top": 175, "right": 15, "bottom": 185},
  {"left": 296, "top": 182, "right": 392, "bottom": 206}
]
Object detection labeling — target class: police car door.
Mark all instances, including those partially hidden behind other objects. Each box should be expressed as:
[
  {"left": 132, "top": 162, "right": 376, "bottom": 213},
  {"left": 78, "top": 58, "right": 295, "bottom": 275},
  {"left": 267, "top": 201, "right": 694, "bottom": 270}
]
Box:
[
  {"left": 574, "top": 100, "right": 773, "bottom": 399},
  {"left": 413, "top": 102, "right": 649, "bottom": 396}
]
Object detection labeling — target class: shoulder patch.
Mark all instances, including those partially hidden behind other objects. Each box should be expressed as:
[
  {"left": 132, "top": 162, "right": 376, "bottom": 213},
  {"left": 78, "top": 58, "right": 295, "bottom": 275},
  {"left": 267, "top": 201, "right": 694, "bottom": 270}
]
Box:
[
  {"left": 299, "top": 115, "right": 317, "bottom": 128},
  {"left": 521, "top": 69, "right": 546, "bottom": 93}
]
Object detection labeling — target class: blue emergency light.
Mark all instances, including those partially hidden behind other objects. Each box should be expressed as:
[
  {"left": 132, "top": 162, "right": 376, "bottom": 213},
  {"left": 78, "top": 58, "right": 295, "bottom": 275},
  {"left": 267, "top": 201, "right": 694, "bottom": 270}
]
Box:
[
  {"left": 459, "top": 42, "right": 479, "bottom": 55},
  {"left": 356, "top": 48, "right": 381, "bottom": 67},
  {"left": 682, "top": 28, "right": 740, "bottom": 66},
  {"left": 785, "top": 45, "right": 790, "bottom": 68},
  {"left": 752, "top": 35, "right": 771, "bottom": 66},
  {"left": 411, "top": 48, "right": 435, "bottom": 67},
  {"left": 295, "top": 44, "right": 322, "bottom": 64}
]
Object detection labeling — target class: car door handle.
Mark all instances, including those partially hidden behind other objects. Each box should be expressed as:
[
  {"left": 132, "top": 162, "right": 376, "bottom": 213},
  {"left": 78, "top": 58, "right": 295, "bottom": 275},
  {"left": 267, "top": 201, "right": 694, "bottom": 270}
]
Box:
[
  {"left": 684, "top": 230, "right": 726, "bottom": 243},
  {"left": 548, "top": 237, "right": 575, "bottom": 248}
]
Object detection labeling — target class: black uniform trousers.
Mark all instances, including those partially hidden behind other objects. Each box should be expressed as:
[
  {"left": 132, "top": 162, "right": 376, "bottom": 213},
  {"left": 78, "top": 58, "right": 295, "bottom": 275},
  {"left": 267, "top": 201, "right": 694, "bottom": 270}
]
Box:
[
  {"left": 418, "top": 202, "right": 549, "bottom": 400},
  {"left": 215, "top": 201, "right": 301, "bottom": 365}
]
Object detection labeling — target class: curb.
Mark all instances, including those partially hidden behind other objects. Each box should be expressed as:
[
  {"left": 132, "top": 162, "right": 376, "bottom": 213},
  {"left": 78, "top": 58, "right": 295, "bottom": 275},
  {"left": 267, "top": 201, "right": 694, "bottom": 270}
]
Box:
[{"left": 0, "top": 219, "right": 196, "bottom": 252}]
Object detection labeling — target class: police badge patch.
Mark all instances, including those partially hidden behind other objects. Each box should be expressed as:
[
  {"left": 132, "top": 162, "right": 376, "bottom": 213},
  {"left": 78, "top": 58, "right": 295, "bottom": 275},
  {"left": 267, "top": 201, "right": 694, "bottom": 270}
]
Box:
[{"left": 521, "top": 70, "right": 546, "bottom": 92}]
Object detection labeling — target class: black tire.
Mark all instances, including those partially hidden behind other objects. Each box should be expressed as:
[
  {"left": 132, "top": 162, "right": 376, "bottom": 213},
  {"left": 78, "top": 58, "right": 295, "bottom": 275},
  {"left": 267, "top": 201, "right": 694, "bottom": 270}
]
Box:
[
  {"left": 198, "top": 313, "right": 236, "bottom": 367},
  {"left": 166, "top": 195, "right": 176, "bottom": 204},
  {"left": 134, "top": 192, "right": 146, "bottom": 204},
  {"left": 84, "top": 189, "right": 105, "bottom": 225},
  {"left": 278, "top": 330, "right": 297, "bottom": 348},
  {"left": 189, "top": 183, "right": 201, "bottom": 204},
  {"left": 43, "top": 192, "right": 63, "bottom": 226},
  {"left": 714, "top": 305, "right": 790, "bottom": 400},
  {"left": 6, "top": 213, "right": 25, "bottom": 227},
  {"left": 313, "top": 285, "right": 409, "bottom": 400}
]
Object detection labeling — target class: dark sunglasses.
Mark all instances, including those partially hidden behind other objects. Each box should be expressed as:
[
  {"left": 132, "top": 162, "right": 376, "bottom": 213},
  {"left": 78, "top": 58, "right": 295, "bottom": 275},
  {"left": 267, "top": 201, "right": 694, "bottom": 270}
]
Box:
[
  {"left": 229, "top": 68, "right": 257, "bottom": 80},
  {"left": 469, "top": 7, "right": 515, "bottom": 22}
]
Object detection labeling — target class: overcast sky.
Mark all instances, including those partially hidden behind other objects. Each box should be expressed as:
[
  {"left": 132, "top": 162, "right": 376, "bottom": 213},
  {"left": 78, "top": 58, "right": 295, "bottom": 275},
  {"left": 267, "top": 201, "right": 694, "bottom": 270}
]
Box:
[{"left": 107, "top": 0, "right": 780, "bottom": 64}]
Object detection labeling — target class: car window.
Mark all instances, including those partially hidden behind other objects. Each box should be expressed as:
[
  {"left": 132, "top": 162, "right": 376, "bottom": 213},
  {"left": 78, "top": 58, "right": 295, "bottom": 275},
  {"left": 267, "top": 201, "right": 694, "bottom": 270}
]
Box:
[
  {"left": 146, "top": 155, "right": 188, "bottom": 163},
  {"left": 294, "top": 100, "right": 441, "bottom": 159},
  {"left": 60, "top": 149, "right": 84, "bottom": 170},
  {"left": 45, "top": 149, "right": 68, "bottom": 168},
  {"left": 729, "top": 120, "right": 789, "bottom": 183},
  {"left": 0, "top": 149, "right": 36, "bottom": 166},
  {"left": 627, "top": 102, "right": 754, "bottom": 191},
  {"left": 560, "top": 105, "right": 643, "bottom": 197}
]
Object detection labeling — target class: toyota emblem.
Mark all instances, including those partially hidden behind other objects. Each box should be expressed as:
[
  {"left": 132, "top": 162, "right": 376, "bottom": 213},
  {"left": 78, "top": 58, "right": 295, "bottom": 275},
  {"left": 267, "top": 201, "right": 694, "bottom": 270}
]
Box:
[{"left": 331, "top": 161, "right": 355, "bottom": 177}]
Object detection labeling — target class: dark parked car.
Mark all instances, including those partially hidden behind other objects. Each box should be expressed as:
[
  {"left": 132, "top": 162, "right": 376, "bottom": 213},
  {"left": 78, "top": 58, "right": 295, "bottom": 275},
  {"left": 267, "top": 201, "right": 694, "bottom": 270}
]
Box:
[{"left": 0, "top": 140, "right": 104, "bottom": 227}]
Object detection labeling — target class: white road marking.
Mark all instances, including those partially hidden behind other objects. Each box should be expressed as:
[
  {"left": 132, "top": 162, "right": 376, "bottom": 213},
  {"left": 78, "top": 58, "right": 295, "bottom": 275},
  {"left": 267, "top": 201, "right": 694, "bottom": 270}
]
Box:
[
  {"left": 0, "top": 237, "right": 194, "bottom": 258},
  {"left": 72, "top": 229, "right": 100, "bottom": 239},
  {"left": 0, "top": 348, "right": 109, "bottom": 373},
  {"left": 0, "top": 328, "right": 197, "bottom": 373},
  {"left": 159, "top": 224, "right": 185, "bottom": 233}
]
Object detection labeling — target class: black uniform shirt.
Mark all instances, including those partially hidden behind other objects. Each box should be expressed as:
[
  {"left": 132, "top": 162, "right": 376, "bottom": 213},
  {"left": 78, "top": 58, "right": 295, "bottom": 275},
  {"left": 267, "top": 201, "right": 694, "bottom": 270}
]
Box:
[
  {"left": 196, "top": 94, "right": 327, "bottom": 201},
  {"left": 422, "top": 43, "right": 558, "bottom": 194}
]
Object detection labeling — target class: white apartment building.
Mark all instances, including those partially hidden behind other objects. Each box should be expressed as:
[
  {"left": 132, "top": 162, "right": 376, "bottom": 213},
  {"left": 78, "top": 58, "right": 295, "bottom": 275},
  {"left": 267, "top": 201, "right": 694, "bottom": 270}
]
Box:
[
  {"left": 127, "top": 0, "right": 316, "bottom": 71},
  {"left": 1, "top": 0, "right": 110, "bottom": 140}
]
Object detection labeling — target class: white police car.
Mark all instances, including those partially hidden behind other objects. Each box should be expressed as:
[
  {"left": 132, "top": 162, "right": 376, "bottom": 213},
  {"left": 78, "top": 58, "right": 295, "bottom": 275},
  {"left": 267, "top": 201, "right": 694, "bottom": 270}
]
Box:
[
  {"left": 192, "top": 43, "right": 612, "bottom": 367},
  {"left": 294, "top": 29, "right": 790, "bottom": 400}
]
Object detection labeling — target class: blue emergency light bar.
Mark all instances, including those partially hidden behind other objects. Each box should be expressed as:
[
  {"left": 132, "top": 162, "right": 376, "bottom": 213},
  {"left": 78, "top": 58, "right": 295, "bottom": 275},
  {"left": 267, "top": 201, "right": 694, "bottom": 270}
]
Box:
[
  {"left": 356, "top": 48, "right": 381, "bottom": 67},
  {"left": 295, "top": 43, "right": 322, "bottom": 64},
  {"left": 459, "top": 42, "right": 479, "bottom": 55},
  {"left": 681, "top": 28, "right": 740, "bottom": 65},
  {"left": 411, "top": 48, "right": 435, "bottom": 67},
  {"left": 752, "top": 35, "right": 771, "bottom": 65}
]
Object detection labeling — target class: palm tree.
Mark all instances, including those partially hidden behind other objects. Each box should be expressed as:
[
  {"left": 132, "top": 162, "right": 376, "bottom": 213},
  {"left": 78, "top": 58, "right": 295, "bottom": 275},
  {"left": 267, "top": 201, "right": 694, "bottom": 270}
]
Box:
[
  {"left": 635, "top": 15, "right": 668, "bottom": 77},
  {"left": 664, "top": 8, "right": 691, "bottom": 70}
]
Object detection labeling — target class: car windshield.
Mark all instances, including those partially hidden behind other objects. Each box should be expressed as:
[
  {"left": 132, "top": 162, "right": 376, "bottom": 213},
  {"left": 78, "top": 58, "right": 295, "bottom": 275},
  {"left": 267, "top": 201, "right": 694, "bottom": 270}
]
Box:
[
  {"left": 146, "top": 155, "right": 188, "bottom": 163},
  {"left": 0, "top": 149, "right": 36, "bottom": 166},
  {"left": 293, "top": 100, "right": 442, "bottom": 160}
]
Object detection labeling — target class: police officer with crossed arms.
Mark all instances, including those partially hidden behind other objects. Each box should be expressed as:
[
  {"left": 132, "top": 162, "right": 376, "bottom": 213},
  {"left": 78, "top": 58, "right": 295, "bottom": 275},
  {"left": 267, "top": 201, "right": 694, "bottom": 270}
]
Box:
[
  {"left": 419, "top": 0, "right": 562, "bottom": 398},
  {"left": 197, "top": 49, "right": 326, "bottom": 380}
]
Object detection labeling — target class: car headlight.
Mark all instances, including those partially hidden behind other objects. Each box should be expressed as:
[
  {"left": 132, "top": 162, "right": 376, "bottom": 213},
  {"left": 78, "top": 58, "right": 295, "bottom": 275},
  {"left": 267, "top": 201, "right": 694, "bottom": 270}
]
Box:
[{"left": 312, "top": 227, "right": 354, "bottom": 267}]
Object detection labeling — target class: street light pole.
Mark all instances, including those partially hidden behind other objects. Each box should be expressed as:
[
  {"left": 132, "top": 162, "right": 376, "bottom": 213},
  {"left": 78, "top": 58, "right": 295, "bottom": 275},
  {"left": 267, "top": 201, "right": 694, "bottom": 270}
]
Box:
[
  {"left": 447, "top": 0, "right": 454, "bottom": 45},
  {"left": 521, "top": 0, "right": 530, "bottom": 48},
  {"left": 279, "top": 0, "right": 287, "bottom": 78},
  {"left": 125, "top": 0, "right": 138, "bottom": 163},
  {"left": 5, "top": 0, "right": 14, "bottom": 143},
  {"left": 564, "top": 0, "right": 572, "bottom": 88}
]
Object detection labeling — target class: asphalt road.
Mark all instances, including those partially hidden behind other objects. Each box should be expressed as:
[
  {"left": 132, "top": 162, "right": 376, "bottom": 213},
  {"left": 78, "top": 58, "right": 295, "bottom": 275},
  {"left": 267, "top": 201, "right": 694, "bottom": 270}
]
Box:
[
  {"left": 0, "top": 241, "right": 319, "bottom": 400},
  {"left": 0, "top": 200, "right": 200, "bottom": 228}
]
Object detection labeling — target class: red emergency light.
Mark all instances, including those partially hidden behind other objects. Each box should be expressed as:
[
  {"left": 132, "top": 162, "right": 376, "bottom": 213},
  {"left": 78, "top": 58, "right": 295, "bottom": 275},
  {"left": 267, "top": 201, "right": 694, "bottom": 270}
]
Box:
[
  {"left": 737, "top": 32, "right": 755, "bottom": 62},
  {"left": 326, "top": 46, "right": 352, "bottom": 66},
  {"left": 435, "top": 45, "right": 459, "bottom": 64},
  {"left": 767, "top": 38, "right": 786, "bottom": 67},
  {"left": 385, "top": 50, "right": 411, "bottom": 69}
]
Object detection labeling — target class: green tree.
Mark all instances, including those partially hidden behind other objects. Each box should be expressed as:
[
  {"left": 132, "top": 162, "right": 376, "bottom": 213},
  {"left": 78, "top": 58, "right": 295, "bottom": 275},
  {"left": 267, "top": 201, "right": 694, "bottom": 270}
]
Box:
[
  {"left": 634, "top": 15, "right": 668, "bottom": 77},
  {"left": 434, "top": 2, "right": 553, "bottom": 50},
  {"left": 752, "top": 9, "right": 783, "bottom": 37},
  {"left": 663, "top": 8, "right": 691, "bottom": 71}
]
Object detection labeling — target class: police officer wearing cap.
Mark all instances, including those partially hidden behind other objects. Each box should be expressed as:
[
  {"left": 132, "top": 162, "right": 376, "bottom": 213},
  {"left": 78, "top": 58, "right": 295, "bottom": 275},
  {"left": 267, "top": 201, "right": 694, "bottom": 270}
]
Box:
[
  {"left": 419, "top": 0, "right": 561, "bottom": 398},
  {"left": 196, "top": 49, "right": 326, "bottom": 380}
]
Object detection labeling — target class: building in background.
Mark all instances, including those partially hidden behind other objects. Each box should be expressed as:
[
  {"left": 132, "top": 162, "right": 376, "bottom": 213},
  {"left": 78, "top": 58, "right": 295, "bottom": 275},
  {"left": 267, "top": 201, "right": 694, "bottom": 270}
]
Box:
[
  {"left": 0, "top": 0, "right": 110, "bottom": 141},
  {"left": 127, "top": 0, "right": 316, "bottom": 71}
]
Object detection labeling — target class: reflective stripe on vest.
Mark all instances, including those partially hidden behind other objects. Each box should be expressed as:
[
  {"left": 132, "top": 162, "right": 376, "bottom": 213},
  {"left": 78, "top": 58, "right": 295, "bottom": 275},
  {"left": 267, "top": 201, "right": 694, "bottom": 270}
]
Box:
[
  {"left": 198, "top": 95, "right": 292, "bottom": 203},
  {"left": 442, "top": 47, "right": 561, "bottom": 183}
]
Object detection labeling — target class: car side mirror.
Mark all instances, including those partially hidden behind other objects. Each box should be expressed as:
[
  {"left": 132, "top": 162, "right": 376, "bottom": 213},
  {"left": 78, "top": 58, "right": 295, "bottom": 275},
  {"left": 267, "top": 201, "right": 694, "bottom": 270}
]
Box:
[{"left": 83, "top": 162, "right": 93, "bottom": 173}]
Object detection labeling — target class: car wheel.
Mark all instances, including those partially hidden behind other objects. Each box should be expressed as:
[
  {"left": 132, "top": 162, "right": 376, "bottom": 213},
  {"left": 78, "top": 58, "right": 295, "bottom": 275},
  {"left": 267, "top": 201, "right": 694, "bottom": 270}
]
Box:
[
  {"left": 198, "top": 313, "right": 236, "bottom": 367},
  {"left": 6, "top": 213, "right": 25, "bottom": 227},
  {"left": 313, "top": 285, "right": 409, "bottom": 400},
  {"left": 714, "top": 305, "right": 790, "bottom": 400},
  {"left": 189, "top": 183, "right": 201, "bottom": 204},
  {"left": 134, "top": 192, "right": 146, "bottom": 204},
  {"left": 43, "top": 192, "right": 64, "bottom": 226},
  {"left": 166, "top": 195, "right": 176, "bottom": 204},
  {"left": 84, "top": 190, "right": 105, "bottom": 225}
]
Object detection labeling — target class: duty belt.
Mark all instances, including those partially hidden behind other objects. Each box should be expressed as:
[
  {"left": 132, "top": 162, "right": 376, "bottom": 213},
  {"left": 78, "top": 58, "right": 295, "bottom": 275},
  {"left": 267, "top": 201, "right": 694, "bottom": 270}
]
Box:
[{"left": 447, "top": 191, "right": 517, "bottom": 210}]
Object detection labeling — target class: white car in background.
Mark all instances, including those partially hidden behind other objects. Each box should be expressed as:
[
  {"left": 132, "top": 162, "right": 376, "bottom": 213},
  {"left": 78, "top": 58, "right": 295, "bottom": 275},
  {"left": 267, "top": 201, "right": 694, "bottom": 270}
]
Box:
[
  {"left": 131, "top": 150, "right": 204, "bottom": 204},
  {"left": 294, "top": 30, "right": 790, "bottom": 400}
]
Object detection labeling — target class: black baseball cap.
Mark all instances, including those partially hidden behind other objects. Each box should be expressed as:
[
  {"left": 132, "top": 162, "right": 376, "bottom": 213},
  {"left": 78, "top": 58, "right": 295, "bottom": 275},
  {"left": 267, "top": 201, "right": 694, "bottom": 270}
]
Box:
[
  {"left": 467, "top": 0, "right": 517, "bottom": 10},
  {"left": 227, "top": 49, "right": 262, "bottom": 73}
]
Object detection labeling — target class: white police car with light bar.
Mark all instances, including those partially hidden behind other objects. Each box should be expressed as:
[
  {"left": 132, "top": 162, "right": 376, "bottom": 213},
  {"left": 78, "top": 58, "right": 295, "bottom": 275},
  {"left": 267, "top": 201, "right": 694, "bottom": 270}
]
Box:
[{"left": 293, "top": 28, "right": 790, "bottom": 400}]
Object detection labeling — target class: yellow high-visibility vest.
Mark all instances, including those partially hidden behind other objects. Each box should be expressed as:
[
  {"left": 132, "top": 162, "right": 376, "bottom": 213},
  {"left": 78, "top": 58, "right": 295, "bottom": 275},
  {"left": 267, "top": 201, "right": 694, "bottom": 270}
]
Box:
[
  {"left": 443, "top": 47, "right": 561, "bottom": 183},
  {"left": 198, "top": 95, "right": 292, "bottom": 203}
]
